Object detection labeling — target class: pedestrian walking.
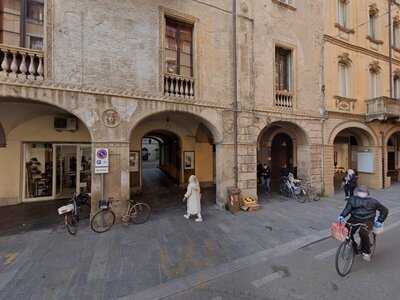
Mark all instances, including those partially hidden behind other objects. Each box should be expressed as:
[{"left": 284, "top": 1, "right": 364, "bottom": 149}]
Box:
[
  {"left": 342, "top": 169, "right": 357, "bottom": 200},
  {"left": 183, "top": 175, "right": 202, "bottom": 222},
  {"left": 261, "top": 164, "right": 271, "bottom": 194}
]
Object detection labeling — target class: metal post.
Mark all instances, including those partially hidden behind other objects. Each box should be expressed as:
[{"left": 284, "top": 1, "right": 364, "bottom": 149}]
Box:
[
  {"left": 233, "top": 0, "right": 239, "bottom": 188},
  {"left": 389, "top": 0, "right": 393, "bottom": 98}
]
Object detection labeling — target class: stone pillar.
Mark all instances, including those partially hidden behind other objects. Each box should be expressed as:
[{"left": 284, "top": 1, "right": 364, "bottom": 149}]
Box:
[
  {"left": 91, "top": 142, "right": 130, "bottom": 219},
  {"left": 323, "top": 145, "right": 335, "bottom": 196},
  {"left": 238, "top": 143, "right": 257, "bottom": 199},
  {"left": 215, "top": 143, "right": 235, "bottom": 207}
]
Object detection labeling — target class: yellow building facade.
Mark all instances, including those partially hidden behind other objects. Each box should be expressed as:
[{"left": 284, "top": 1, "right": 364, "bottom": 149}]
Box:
[{"left": 323, "top": 0, "right": 400, "bottom": 194}]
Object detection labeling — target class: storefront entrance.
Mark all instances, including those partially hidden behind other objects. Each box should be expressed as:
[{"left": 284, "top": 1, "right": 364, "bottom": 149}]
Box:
[{"left": 23, "top": 143, "right": 91, "bottom": 202}]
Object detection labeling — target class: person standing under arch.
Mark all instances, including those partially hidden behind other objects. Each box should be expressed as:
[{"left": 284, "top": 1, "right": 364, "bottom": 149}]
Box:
[
  {"left": 183, "top": 175, "right": 202, "bottom": 222},
  {"left": 342, "top": 169, "right": 357, "bottom": 200}
]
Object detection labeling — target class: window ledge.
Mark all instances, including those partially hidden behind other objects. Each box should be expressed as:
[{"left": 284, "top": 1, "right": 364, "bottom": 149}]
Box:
[
  {"left": 366, "top": 35, "right": 383, "bottom": 45},
  {"left": 271, "top": 0, "right": 296, "bottom": 11},
  {"left": 334, "top": 23, "right": 355, "bottom": 34}
]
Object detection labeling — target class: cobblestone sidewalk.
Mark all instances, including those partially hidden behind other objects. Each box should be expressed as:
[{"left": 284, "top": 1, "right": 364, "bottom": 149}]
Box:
[{"left": 0, "top": 186, "right": 399, "bottom": 299}]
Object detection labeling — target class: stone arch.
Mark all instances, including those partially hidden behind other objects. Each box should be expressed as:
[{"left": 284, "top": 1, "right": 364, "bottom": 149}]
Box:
[
  {"left": 384, "top": 125, "right": 400, "bottom": 145},
  {"left": 257, "top": 121, "right": 311, "bottom": 192},
  {"left": 128, "top": 106, "right": 223, "bottom": 144},
  {"left": 0, "top": 93, "right": 98, "bottom": 140},
  {"left": 328, "top": 121, "right": 378, "bottom": 146}
]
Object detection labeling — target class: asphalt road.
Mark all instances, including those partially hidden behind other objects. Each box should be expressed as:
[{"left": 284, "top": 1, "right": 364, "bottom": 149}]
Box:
[{"left": 166, "top": 224, "right": 400, "bottom": 300}]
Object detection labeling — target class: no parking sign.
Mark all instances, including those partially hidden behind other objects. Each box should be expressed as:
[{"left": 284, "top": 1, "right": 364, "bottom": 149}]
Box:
[{"left": 95, "top": 148, "right": 109, "bottom": 174}]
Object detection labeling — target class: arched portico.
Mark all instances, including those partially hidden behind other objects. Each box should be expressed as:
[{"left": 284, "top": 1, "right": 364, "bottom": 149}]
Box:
[
  {"left": 326, "top": 121, "right": 380, "bottom": 195},
  {"left": 129, "top": 109, "right": 223, "bottom": 209},
  {"left": 0, "top": 96, "right": 96, "bottom": 228},
  {"left": 257, "top": 121, "right": 311, "bottom": 196}
]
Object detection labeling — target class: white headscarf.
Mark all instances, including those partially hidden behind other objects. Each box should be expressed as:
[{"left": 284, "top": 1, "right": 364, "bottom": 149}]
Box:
[{"left": 189, "top": 175, "right": 200, "bottom": 191}]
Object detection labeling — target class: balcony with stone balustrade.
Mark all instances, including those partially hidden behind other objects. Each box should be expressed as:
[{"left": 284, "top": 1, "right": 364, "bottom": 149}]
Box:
[
  {"left": 366, "top": 96, "right": 400, "bottom": 122},
  {"left": 275, "top": 90, "right": 294, "bottom": 110},
  {"left": 0, "top": 44, "right": 44, "bottom": 81},
  {"left": 164, "top": 73, "right": 195, "bottom": 99}
]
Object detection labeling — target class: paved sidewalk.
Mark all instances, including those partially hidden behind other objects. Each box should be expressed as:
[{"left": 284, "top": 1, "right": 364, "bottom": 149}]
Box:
[{"left": 0, "top": 186, "right": 399, "bottom": 299}]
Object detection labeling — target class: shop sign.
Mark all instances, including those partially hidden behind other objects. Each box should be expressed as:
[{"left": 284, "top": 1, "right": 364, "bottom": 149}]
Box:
[{"left": 95, "top": 148, "right": 109, "bottom": 174}]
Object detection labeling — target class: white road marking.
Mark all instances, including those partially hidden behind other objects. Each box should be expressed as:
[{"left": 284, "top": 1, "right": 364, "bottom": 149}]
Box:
[
  {"left": 314, "top": 218, "right": 400, "bottom": 261},
  {"left": 251, "top": 271, "right": 286, "bottom": 288}
]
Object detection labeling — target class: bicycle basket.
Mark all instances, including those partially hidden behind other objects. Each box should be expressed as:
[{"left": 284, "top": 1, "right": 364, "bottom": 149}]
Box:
[
  {"left": 98, "top": 200, "right": 110, "bottom": 209},
  {"left": 330, "top": 222, "right": 348, "bottom": 241}
]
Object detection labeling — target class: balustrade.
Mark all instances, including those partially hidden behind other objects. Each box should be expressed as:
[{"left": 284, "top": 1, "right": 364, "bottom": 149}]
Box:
[
  {"left": 164, "top": 73, "right": 195, "bottom": 99},
  {"left": 0, "top": 44, "right": 44, "bottom": 80},
  {"left": 366, "top": 96, "right": 400, "bottom": 121},
  {"left": 275, "top": 90, "right": 293, "bottom": 109}
]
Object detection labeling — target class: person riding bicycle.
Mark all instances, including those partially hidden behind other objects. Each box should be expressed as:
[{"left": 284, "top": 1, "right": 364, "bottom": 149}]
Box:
[{"left": 337, "top": 185, "right": 388, "bottom": 262}]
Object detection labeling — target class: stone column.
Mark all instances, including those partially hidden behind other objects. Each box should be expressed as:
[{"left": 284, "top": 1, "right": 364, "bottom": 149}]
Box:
[
  {"left": 323, "top": 144, "right": 335, "bottom": 196},
  {"left": 215, "top": 143, "right": 235, "bottom": 207},
  {"left": 238, "top": 143, "right": 257, "bottom": 199},
  {"left": 91, "top": 142, "right": 130, "bottom": 219}
]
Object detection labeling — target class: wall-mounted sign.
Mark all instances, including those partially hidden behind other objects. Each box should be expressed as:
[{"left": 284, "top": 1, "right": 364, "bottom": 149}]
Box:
[{"left": 95, "top": 148, "right": 109, "bottom": 174}]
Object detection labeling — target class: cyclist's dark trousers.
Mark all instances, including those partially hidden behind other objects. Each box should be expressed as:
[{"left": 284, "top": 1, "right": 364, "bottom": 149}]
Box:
[{"left": 349, "top": 217, "right": 373, "bottom": 254}]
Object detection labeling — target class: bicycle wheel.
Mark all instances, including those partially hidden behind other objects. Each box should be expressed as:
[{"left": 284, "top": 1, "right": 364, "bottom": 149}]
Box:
[
  {"left": 369, "top": 232, "right": 377, "bottom": 257},
  {"left": 91, "top": 209, "right": 116, "bottom": 233},
  {"left": 65, "top": 214, "right": 78, "bottom": 236},
  {"left": 335, "top": 240, "right": 355, "bottom": 277},
  {"left": 131, "top": 203, "right": 151, "bottom": 224}
]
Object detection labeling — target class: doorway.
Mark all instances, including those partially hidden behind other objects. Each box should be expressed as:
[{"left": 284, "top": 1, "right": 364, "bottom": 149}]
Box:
[
  {"left": 23, "top": 143, "right": 91, "bottom": 202},
  {"left": 270, "top": 133, "right": 294, "bottom": 190}
]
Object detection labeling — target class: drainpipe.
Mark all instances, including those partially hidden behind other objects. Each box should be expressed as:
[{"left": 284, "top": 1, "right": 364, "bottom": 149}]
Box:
[
  {"left": 389, "top": 0, "right": 393, "bottom": 98},
  {"left": 233, "top": 0, "right": 239, "bottom": 188},
  {"left": 320, "top": 40, "right": 326, "bottom": 195}
]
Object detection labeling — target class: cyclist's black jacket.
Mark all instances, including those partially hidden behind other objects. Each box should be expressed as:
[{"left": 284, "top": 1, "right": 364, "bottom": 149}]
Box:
[{"left": 340, "top": 196, "right": 388, "bottom": 223}]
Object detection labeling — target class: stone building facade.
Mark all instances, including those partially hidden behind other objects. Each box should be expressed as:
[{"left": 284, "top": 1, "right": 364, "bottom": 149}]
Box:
[
  {"left": 0, "top": 0, "right": 325, "bottom": 218},
  {"left": 323, "top": 0, "right": 400, "bottom": 195}
]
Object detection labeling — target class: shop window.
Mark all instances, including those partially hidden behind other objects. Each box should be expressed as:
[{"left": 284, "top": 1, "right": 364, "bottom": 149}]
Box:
[
  {"left": 24, "top": 143, "right": 53, "bottom": 199},
  {"left": 165, "top": 18, "right": 193, "bottom": 77}
]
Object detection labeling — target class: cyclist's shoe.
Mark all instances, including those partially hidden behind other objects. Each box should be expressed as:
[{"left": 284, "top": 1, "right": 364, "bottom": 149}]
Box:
[
  {"left": 362, "top": 253, "right": 371, "bottom": 262},
  {"left": 184, "top": 214, "right": 190, "bottom": 219}
]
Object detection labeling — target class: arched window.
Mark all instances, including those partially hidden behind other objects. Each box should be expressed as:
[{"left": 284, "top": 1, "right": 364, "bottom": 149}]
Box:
[
  {"left": 0, "top": 123, "right": 5, "bottom": 147},
  {"left": 338, "top": 0, "right": 348, "bottom": 28}
]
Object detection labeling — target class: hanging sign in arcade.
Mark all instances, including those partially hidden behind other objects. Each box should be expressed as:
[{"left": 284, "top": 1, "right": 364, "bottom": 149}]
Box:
[{"left": 95, "top": 148, "right": 109, "bottom": 174}]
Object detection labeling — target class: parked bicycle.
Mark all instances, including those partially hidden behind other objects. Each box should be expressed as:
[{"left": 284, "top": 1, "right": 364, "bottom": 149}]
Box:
[
  {"left": 297, "top": 181, "right": 321, "bottom": 203},
  {"left": 279, "top": 174, "right": 306, "bottom": 201},
  {"left": 122, "top": 199, "right": 151, "bottom": 225},
  {"left": 57, "top": 192, "right": 91, "bottom": 235},
  {"left": 335, "top": 222, "right": 376, "bottom": 277},
  {"left": 90, "top": 198, "right": 116, "bottom": 233}
]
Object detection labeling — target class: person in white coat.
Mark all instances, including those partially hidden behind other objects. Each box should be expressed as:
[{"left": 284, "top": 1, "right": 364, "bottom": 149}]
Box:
[{"left": 183, "top": 175, "right": 202, "bottom": 222}]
